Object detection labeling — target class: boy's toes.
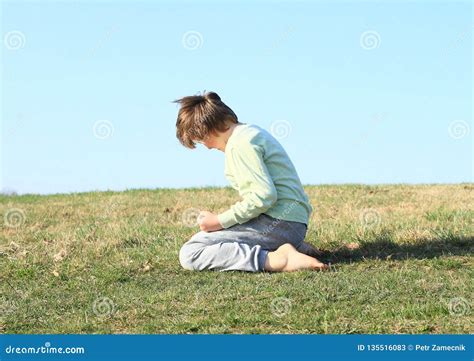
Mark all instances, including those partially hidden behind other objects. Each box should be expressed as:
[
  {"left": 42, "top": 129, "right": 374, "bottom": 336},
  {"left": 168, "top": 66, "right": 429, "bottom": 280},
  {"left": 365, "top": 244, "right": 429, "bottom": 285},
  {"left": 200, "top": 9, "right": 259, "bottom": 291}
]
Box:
[{"left": 314, "top": 262, "right": 329, "bottom": 271}]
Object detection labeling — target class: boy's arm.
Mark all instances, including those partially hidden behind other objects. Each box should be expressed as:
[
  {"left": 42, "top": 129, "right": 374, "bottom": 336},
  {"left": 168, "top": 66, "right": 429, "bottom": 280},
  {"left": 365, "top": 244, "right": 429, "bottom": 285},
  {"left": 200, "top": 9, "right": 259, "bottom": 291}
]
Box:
[{"left": 217, "top": 143, "right": 277, "bottom": 229}]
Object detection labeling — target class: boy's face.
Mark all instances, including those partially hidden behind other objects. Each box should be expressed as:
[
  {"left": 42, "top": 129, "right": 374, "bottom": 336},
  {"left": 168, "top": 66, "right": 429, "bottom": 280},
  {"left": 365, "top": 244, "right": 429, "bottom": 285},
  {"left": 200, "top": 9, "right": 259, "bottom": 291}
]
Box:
[
  {"left": 196, "top": 133, "right": 219, "bottom": 150},
  {"left": 194, "top": 122, "right": 237, "bottom": 152}
]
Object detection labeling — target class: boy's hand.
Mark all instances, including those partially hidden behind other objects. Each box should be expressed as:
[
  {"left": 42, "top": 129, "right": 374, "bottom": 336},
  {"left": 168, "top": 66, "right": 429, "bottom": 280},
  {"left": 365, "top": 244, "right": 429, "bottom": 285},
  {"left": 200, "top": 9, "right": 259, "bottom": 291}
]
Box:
[{"left": 197, "top": 211, "right": 223, "bottom": 232}]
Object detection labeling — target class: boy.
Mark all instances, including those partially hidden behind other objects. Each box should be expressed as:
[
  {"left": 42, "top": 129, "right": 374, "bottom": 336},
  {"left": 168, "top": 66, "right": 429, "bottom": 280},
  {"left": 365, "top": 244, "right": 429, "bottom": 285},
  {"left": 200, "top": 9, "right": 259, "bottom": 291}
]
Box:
[{"left": 174, "top": 91, "right": 328, "bottom": 272}]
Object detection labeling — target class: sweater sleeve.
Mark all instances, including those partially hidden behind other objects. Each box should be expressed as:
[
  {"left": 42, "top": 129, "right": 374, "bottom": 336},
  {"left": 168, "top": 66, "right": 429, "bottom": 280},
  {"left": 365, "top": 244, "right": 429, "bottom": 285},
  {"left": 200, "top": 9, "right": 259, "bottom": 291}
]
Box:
[{"left": 217, "top": 143, "right": 278, "bottom": 229}]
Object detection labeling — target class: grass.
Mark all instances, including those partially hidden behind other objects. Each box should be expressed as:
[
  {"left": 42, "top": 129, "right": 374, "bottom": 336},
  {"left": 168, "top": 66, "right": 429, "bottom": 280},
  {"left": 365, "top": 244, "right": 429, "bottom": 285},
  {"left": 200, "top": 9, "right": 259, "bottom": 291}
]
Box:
[{"left": 1, "top": 184, "right": 473, "bottom": 334}]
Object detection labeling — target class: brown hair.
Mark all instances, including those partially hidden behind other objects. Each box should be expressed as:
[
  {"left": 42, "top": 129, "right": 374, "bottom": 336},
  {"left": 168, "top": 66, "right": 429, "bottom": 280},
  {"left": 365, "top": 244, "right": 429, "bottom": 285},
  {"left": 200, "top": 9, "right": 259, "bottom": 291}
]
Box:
[{"left": 174, "top": 91, "right": 239, "bottom": 148}]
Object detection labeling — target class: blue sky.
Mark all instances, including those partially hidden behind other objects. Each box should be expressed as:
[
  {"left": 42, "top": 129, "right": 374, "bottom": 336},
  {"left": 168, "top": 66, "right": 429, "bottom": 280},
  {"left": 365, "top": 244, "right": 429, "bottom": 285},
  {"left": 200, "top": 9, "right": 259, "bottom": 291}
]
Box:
[{"left": 1, "top": 0, "right": 472, "bottom": 195}]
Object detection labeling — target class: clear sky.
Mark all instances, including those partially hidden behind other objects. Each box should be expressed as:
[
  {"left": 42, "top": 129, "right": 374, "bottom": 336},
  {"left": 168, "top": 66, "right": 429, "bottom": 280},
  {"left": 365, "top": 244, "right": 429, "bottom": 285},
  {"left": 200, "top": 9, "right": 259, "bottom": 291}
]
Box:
[{"left": 1, "top": 0, "right": 472, "bottom": 195}]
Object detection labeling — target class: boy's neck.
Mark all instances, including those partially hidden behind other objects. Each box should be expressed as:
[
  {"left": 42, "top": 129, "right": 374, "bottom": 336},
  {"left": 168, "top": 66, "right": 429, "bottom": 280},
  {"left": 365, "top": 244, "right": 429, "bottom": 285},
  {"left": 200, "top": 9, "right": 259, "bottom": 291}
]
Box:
[{"left": 218, "top": 123, "right": 240, "bottom": 152}]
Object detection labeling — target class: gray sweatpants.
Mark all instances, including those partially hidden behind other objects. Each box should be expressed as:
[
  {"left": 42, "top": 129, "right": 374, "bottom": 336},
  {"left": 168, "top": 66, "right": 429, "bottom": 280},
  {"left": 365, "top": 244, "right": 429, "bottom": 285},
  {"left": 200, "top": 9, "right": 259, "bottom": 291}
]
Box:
[{"left": 179, "top": 213, "right": 308, "bottom": 272}]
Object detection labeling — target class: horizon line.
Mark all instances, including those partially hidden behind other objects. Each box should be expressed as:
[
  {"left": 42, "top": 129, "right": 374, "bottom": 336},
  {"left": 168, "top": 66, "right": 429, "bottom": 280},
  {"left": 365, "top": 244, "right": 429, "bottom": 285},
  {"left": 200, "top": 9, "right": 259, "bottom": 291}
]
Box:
[{"left": 1, "top": 182, "right": 473, "bottom": 197}]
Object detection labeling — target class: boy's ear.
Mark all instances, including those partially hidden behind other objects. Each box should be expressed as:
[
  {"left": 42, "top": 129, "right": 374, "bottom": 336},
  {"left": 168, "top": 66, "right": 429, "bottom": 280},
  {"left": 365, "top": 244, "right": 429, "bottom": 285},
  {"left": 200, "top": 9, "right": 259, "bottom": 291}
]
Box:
[{"left": 209, "top": 129, "right": 220, "bottom": 137}]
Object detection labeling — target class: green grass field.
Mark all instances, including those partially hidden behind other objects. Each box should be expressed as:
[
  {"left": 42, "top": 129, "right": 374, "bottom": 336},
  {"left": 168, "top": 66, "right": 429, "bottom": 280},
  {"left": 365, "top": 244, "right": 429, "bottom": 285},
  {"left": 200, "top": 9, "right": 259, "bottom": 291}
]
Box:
[{"left": 1, "top": 184, "right": 472, "bottom": 334}]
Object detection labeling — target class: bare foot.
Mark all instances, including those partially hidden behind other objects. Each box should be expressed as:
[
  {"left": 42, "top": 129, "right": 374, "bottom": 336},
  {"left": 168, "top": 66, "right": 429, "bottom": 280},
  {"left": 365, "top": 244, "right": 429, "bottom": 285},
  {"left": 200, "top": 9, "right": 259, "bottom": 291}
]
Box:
[{"left": 264, "top": 243, "right": 329, "bottom": 272}]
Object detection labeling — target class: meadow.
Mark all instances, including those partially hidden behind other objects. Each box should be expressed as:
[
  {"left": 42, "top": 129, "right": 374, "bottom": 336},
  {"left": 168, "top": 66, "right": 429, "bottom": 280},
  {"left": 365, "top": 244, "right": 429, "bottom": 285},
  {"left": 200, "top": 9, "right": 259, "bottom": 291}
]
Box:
[{"left": 1, "top": 184, "right": 472, "bottom": 334}]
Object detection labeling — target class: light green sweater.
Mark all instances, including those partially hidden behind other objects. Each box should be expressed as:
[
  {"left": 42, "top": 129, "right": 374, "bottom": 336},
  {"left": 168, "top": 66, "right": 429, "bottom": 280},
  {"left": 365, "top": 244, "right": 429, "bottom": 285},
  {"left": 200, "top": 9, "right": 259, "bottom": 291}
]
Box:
[{"left": 217, "top": 124, "right": 313, "bottom": 229}]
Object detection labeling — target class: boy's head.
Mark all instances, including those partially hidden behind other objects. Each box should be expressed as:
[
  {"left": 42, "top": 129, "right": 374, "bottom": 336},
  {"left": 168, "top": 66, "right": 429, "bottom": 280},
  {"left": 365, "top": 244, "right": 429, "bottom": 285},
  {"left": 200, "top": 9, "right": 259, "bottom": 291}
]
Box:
[{"left": 174, "top": 91, "right": 239, "bottom": 149}]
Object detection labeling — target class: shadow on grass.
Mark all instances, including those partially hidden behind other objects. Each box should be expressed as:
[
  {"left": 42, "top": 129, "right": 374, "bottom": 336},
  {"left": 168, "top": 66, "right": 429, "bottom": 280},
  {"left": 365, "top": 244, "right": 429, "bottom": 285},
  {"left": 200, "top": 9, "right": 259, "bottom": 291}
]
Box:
[{"left": 318, "top": 234, "right": 474, "bottom": 264}]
